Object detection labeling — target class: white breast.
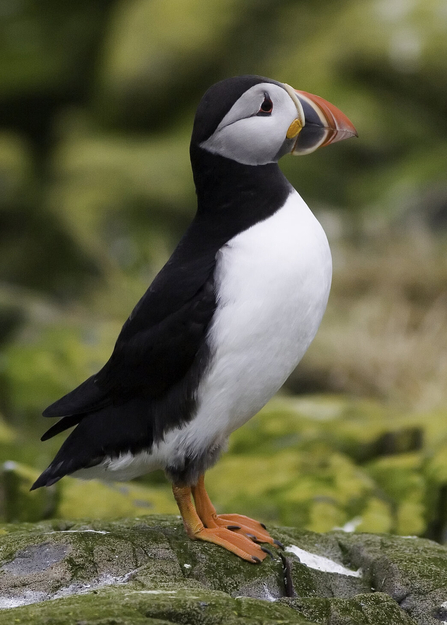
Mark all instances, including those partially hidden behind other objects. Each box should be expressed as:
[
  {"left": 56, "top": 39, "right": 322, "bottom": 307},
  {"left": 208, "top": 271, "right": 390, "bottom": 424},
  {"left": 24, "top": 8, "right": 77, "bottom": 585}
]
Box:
[
  {"left": 168, "top": 189, "right": 332, "bottom": 458},
  {"left": 76, "top": 190, "right": 331, "bottom": 482}
]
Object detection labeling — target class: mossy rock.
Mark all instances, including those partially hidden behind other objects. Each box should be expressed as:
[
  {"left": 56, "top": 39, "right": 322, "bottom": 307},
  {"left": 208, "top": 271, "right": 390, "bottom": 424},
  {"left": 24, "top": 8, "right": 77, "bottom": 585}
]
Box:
[
  {"left": 57, "top": 477, "right": 178, "bottom": 519},
  {"left": 0, "top": 461, "right": 57, "bottom": 523},
  {"left": 4, "top": 391, "right": 447, "bottom": 542},
  {"left": 231, "top": 395, "right": 425, "bottom": 463},
  {"left": 204, "top": 395, "right": 446, "bottom": 540},
  {"left": 285, "top": 594, "right": 416, "bottom": 625},
  {"left": 202, "top": 395, "right": 433, "bottom": 535},
  {"left": 365, "top": 453, "right": 426, "bottom": 536},
  {"left": 0, "top": 516, "right": 446, "bottom": 623},
  {"left": 206, "top": 449, "right": 392, "bottom": 534},
  {"left": 0, "top": 459, "right": 179, "bottom": 524}
]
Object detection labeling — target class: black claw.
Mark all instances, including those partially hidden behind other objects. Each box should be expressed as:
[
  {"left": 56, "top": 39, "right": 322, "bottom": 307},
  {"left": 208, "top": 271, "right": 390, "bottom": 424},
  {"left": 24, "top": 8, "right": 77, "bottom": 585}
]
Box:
[
  {"left": 260, "top": 523, "right": 267, "bottom": 530},
  {"left": 251, "top": 556, "right": 262, "bottom": 564},
  {"left": 274, "top": 539, "right": 285, "bottom": 550},
  {"left": 261, "top": 546, "right": 274, "bottom": 560},
  {"left": 227, "top": 525, "right": 241, "bottom": 531},
  {"left": 246, "top": 533, "right": 261, "bottom": 544}
]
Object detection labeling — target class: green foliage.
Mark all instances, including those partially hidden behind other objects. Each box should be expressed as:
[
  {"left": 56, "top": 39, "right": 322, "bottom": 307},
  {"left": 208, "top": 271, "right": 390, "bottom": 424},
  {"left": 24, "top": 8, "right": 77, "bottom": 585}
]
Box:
[{"left": 0, "top": 0, "right": 445, "bottom": 309}]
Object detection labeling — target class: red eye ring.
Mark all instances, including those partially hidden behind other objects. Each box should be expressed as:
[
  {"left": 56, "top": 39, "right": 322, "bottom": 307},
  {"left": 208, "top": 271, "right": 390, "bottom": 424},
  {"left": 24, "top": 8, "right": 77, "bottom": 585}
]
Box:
[{"left": 257, "top": 93, "right": 273, "bottom": 116}]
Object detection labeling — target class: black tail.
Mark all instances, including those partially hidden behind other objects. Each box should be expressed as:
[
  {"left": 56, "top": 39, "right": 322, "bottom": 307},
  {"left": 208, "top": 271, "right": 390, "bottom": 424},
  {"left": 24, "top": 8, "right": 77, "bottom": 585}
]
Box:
[
  {"left": 31, "top": 397, "right": 154, "bottom": 491},
  {"left": 31, "top": 467, "right": 65, "bottom": 490},
  {"left": 41, "top": 415, "right": 84, "bottom": 441}
]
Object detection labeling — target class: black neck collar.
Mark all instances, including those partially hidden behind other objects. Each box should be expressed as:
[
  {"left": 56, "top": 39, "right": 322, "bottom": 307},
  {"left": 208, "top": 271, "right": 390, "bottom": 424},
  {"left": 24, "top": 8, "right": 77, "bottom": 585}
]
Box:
[{"left": 190, "top": 146, "right": 291, "bottom": 243}]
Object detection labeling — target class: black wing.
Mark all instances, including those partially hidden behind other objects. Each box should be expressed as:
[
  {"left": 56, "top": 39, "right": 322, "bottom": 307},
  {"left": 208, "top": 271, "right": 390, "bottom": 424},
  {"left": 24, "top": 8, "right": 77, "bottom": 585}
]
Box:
[
  {"left": 43, "top": 272, "right": 216, "bottom": 418},
  {"left": 32, "top": 241, "right": 217, "bottom": 489},
  {"left": 41, "top": 224, "right": 219, "bottom": 437}
]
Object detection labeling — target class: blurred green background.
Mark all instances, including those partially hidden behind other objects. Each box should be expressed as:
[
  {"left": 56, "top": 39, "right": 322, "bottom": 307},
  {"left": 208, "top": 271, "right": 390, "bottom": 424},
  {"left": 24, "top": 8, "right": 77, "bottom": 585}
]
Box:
[{"left": 1, "top": 0, "right": 447, "bottom": 541}]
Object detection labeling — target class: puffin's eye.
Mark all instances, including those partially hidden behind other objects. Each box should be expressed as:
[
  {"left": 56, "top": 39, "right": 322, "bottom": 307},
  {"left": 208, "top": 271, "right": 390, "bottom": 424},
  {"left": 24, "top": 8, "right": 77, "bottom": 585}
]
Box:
[{"left": 256, "top": 94, "right": 273, "bottom": 116}]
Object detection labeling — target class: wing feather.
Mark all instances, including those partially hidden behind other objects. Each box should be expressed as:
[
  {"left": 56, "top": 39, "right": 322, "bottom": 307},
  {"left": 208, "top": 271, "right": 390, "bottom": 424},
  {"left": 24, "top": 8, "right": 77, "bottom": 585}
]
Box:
[{"left": 41, "top": 240, "right": 217, "bottom": 430}]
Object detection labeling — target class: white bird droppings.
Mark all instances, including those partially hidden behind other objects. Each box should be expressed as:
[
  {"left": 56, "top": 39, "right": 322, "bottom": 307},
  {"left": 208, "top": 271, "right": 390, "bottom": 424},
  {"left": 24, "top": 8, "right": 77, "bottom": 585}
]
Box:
[{"left": 285, "top": 545, "right": 362, "bottom": 578}]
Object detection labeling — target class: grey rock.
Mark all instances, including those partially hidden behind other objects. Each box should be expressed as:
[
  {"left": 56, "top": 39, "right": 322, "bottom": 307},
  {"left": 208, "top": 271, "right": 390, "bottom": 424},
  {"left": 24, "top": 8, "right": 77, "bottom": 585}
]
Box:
[
  {"left": 0, "top": 515, "right": 446, "bottom": 624},
  {"left": 1, "top": 541, "right": 69, "bottom": 575}
]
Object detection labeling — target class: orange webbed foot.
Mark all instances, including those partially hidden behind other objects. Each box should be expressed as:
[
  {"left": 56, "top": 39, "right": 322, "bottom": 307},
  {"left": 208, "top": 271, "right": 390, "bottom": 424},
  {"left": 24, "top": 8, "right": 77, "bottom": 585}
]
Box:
[
  {"left": 172, "top": 475, "right": 279, "bottom": 563},
  {"left": 215, "top": 513, "right": 280, "bottom": 546},
  {"left": 193, "top": 525, "right": 268, "bottom": 563}
]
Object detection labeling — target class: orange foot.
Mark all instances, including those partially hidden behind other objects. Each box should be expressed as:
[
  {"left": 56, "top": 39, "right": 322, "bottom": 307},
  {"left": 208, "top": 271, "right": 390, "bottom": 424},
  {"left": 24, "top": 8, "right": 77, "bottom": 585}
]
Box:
[
  {"left": 172, "top": 474, "right": 282, "bottom": 563},
  {"left": 213, "top": 513, "right": 277, "bottom": 545}
]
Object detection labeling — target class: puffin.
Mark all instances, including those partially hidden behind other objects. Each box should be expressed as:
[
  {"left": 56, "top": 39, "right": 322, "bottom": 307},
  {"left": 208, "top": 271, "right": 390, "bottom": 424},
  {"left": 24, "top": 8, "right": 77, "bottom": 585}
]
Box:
[{"left": 32, "top": 76, "right": 356, "bottom": 563}]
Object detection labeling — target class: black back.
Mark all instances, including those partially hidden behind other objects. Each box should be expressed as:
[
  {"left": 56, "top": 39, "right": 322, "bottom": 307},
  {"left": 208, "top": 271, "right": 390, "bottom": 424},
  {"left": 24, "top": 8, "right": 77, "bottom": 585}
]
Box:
[{"left": 32, "top": 76, "right": 292, "bottom": 489}]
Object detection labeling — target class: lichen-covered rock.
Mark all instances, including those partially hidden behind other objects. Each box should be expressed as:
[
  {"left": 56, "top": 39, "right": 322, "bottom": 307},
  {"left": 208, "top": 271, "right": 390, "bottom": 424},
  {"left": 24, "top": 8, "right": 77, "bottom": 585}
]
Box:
[
  {"left": 285, "top": 594, "right": 416, "bottom": 625},
  {"left": 0, "top": 516, "right": 446, "bottom": 624},
  {"left": 206, "top": 448, "right": 389, "bottom": 534}
]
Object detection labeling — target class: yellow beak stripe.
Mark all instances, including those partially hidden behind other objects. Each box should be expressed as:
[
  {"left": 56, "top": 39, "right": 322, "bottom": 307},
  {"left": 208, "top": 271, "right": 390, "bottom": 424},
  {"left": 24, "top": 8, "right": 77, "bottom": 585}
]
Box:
[{"left": 286, "top": 118, "right": 303, "bottom": 140}]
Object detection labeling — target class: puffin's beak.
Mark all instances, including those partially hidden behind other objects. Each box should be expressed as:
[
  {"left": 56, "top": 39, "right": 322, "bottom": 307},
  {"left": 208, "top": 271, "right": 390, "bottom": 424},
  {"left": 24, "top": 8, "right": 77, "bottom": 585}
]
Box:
[{"left": 283, "top": 84, "right": 357, "bottom": 155}]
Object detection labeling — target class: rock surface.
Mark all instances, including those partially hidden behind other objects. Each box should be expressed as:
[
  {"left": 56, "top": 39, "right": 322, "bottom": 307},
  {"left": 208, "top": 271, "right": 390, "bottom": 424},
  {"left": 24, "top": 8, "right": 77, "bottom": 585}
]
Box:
[{"left": 0, "top": 515, "right": 446, "bottom": 624}]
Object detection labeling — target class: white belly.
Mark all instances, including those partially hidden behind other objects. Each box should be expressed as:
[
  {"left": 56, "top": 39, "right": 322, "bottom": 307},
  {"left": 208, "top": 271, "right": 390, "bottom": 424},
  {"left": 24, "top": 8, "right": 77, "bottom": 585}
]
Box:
[
  {"left": 159, "top": 190, "right": 331, "bottom": 462},
  {"left": 75, "top": 190, "right": 331, "bottom": 482}
]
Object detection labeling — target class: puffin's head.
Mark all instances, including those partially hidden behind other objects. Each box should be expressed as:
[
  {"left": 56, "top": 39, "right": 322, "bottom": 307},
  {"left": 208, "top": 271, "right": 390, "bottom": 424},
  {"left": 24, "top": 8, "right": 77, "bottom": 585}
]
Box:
[{"left": 191, "top": 75, "right": 357, "bottom": 166}]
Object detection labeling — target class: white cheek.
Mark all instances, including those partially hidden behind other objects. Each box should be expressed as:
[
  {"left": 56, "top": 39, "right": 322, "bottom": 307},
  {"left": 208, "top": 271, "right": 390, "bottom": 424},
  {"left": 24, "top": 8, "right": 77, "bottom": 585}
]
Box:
[
  {"left": 200, "top": 86, "right": 299, "bottom": 166},
  {"left": 202, "top": 114, "right": 290, "bottom": 165},
  {"left": 233, "top": 116, "right": 287, "bottom": 163}
]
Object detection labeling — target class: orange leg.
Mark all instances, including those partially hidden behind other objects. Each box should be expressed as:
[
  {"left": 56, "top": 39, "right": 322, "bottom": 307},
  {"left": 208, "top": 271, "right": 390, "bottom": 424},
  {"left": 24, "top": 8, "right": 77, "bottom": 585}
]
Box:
[
  {"left": 191, "top": 474, "right": 276, "bottom": 545},
  {"left": 172, "top": 477, "right": 270, "bottom": 564}
]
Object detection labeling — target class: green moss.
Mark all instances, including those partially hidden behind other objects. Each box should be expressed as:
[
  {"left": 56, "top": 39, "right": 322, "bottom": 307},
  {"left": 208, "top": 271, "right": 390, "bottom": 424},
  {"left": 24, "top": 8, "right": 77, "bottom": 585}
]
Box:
[
  {"left": 285, "top": 593, "right": 416, "bottom": 624},
  {"left": 2, "top": 517, "right": 447, "bottom": 624},
  {"left": 0, "top": 586, "right": 314, "bottom": 624},
  {"left": 229, "top": 395, "right": 422, "bottom": 463},
  {"left": 206, "top": 443, "right": 391, "bottom": 534},
  {"left": 0, "top": 414, "right": 15, "bottom": 444},
  {"left": 355, "top": 498, "right": 393, "bottom": 534},
  {"left": 57, "top": 478, "right": 178, "bottom": 520},
  {"left": 3, "top": 322, "right": 120, "bottom": 417},
  {"left": 366, "top": 454, "right": 426, "bottom": 536},
  {"left": 0, "top": 461, "right": 57, "bottom": 523},
  {"left": 3, "top": 392, "right": 446, "bottom": 543}
]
